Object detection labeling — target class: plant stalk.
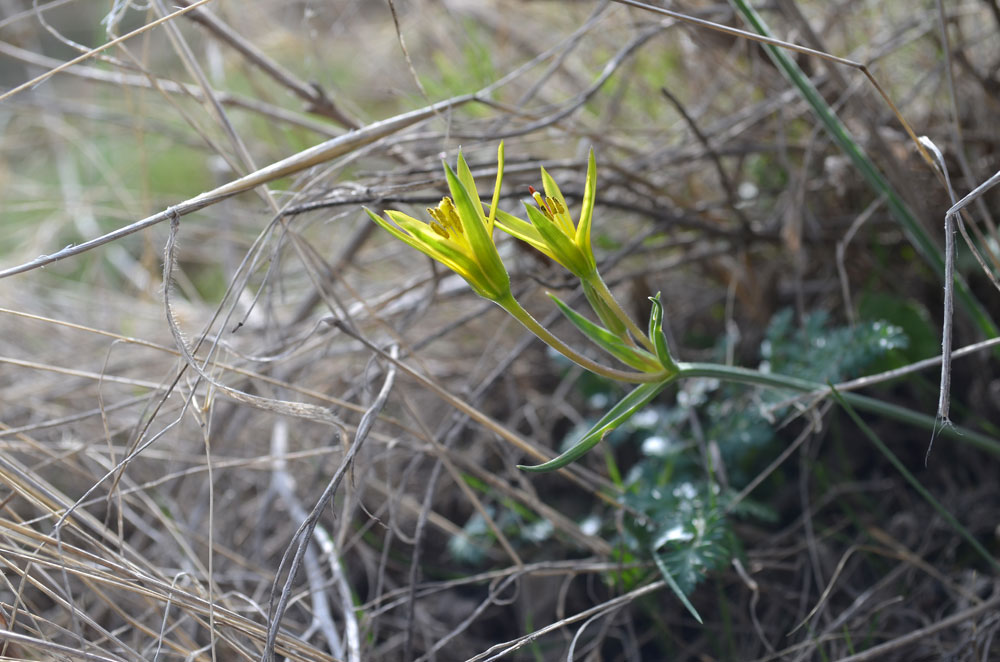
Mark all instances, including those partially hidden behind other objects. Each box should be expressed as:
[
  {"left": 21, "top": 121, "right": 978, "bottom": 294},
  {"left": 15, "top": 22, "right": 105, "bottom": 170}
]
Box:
[
  {"left": 585, "top": 272, "right": 657, "bottom": 353},
  {"left": 497, "top": 293, "right": 670, "bottom": 383}
]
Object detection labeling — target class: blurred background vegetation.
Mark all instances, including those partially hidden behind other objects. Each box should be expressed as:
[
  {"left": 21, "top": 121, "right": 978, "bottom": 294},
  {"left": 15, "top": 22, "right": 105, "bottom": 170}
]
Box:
[{"left": 0, "top": 1, "right": 998, "bottom": 660}]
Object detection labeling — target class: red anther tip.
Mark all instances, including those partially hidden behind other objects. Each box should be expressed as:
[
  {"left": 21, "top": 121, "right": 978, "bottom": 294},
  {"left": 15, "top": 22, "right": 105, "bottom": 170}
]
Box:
[{"left": 528, "top": 185, "right": 537, "bottom": 195}]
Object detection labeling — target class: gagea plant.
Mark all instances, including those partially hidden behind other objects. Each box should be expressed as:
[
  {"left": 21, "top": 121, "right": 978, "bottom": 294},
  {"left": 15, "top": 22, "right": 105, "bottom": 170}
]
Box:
[
  {"left": 365, "top": 143, "right": 982, "bottom": 474},
  {"left": 366, "top": 143, "right": 680, "bottom": 470},
  {"left": 366, "top": 143, "right": 1000, "bottom": 616}
]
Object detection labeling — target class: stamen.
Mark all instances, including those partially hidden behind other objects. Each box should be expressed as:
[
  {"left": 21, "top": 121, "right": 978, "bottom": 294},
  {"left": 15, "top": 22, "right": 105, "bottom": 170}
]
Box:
[
  {"left": 528, "top": 186, "right": 552, "bottom": 219},
  {"left": 543, "top": 196, "right": 558, "bottom": 217},
  {"left": 439, "top": 197, "right": 463, "bottom": 233},
  {"left": 430, "top": 221, "right": 449, "bottom": 238},
  {"left": 427, "top": 207, "right": 452, "bottom": 238}
]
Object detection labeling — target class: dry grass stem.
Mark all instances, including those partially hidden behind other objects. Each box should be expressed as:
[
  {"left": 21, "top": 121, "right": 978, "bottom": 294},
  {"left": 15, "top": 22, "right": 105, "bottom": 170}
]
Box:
[{"left": 1, "top": 2, "right": 997, "bottom": 660}]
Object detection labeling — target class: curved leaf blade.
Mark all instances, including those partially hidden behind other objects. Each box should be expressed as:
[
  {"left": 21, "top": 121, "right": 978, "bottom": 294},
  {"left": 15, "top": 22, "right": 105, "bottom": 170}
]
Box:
[
  {"left": 648, "top": 292, "right": 678, "bottom": 372},
  {"left": 518, "top": 379, "right": 673, "bottom": 472},
  {"left": 549, "top": 292, "right": 659, "bottom": 371},
  {"left": 653, "top": 549, "right": 705, "bottom": 624}
]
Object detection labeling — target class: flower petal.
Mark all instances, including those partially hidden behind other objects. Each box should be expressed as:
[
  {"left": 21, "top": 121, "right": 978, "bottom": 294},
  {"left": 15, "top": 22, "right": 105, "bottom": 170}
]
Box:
[
  {"left": 577, "top": 149, "right": 597, "bottom": 257},
  {"left": 495, "top": 208, "right": 549, "bottom": 252},
  {"left": 455, "top": 149, "right": 487, "bottom": 224},
  {"left": 524, "top": 203, "right": 593, "bottom": 277},
  {"left": 487, "top": 141, "right": 504, "bottom": 229},
  {"left": 364, "top": 208, "right": 424, "bottom": 252},
  {"left": 372, "top": 208, "right": 471, "bottom": 276},
  {"left": 540, "top": 167, "right": 574, "bottom": 235},
  {"left": 444, "top": 162, "right": 510, "bottom": 299}
]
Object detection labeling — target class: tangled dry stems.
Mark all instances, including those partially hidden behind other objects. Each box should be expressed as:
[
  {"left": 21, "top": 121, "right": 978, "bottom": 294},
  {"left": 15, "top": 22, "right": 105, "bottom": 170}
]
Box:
[{"left": 0, "top": 1, "right": 998, "bottom": 660}]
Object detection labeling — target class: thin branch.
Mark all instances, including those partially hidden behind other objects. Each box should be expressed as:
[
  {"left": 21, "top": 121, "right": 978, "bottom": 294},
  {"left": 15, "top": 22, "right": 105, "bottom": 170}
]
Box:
[
  {"left": 262, "top": 344, "right": 397, "bottom": 662},
  {"left": 173, "top": 0, "right": 359, "bottom": 128},
  {"left": 0, "top": 94, "right": 476, "bottom": 279},
  {"left": 0, "top": 0, "right": 217, "bottom": 104}
]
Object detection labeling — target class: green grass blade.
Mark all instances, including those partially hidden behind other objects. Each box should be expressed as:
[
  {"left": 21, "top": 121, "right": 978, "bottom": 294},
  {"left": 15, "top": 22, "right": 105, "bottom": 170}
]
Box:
[
  {"left": 653, "top": 553, "right": 704, "bottom": 624},
  {"left": 518, "top": 379, "right": 673, "bottom": 472},
  {"left": 548, "top": 292, "right": 659, "bottom": 371},
  {"left": 647, "top": 293, "right": 678, "bottom": 371},
  {"left": 729, "top": 0, "right": 998, "bottom": 340},
  {"left": 829, "top": 385, "right": 1000, "bottom": 573}
]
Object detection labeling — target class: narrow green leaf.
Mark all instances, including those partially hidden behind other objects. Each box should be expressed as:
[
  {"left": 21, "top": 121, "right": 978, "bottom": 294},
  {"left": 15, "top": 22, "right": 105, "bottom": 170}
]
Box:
[
  {"left": 653, "top": 550, "right": 704, "bottom": 624},
  {"left": 829, "top": 384, "right": 1000, "bottom": 573},
  {"left": 548, "top": 292, "right": 659, "bottom": 371},
  {"left": 648, "top": 293, "right": 678, "bottom": 372},
  {"left": 729, "top": 0, "right": 997, "bottom": 342},
  {"left": 518, "top": 380, "right": 672, "bottom": 472}
]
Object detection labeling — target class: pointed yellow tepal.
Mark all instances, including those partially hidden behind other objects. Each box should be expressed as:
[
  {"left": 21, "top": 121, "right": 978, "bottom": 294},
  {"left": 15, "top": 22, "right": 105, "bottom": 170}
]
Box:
[
  {"left": 495, "top": 149, "right": 598, "bottom": 280},
  {"left": 364, "top": 143, "right": 511, "bottom": 301}
]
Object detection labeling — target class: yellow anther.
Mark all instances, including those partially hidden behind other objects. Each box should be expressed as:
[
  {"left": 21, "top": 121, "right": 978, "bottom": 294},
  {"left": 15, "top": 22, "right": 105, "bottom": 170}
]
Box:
[
  {"left": 438, "top": 197, "right": 463, "bottom": 233},
  {"left": 549, "top": 197, "right": 566, "bottom": 216},
  {"left": 546, "top": 196, "right": 564, "bottom": 218},
  {"left": 430, "top": 220, "right": 449, "bottom": 238},
  {"left": 427, "top": 205, "right": 446, "bottom": 225}
]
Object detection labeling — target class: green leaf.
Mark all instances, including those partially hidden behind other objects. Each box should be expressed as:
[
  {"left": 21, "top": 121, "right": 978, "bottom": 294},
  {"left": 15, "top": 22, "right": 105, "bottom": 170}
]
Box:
[
  {"left": 548, "top": 292, "right": 659, "bottom": 371},
  {"left": 648, "top": 293, "right": 678, "bottom": 372},
  {"left": 653, "top": 549, "right": 704, "bottom": 624},
  {"left": 518, "top": 379, "right": 673, "bottom": 472},
  {"left": 627, "top": 481, "right": 734, "bottom": 617},
  {"left": 760, "top": 308, "right": 907, "bottom": 384},
  {"left": 858, "top": 292, "right": 937, "bottom": 363}
]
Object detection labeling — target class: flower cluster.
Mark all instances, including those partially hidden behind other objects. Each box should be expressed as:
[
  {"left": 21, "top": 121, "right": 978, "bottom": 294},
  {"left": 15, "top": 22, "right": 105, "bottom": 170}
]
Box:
[{"left": 365, "top": 143, "right": 678, "bottom": 470}]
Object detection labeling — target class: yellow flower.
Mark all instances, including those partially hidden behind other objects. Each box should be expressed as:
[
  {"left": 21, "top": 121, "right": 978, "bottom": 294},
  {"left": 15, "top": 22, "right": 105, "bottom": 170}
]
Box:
[
  {"left": 365, "top": 144, "right": 510, "bottom": 301},
  {"left": 495, "top": 149, "right": 638, "bottom": 339},
  {"left": 495, "top": 149, "right": 598, "bottom": 279}
]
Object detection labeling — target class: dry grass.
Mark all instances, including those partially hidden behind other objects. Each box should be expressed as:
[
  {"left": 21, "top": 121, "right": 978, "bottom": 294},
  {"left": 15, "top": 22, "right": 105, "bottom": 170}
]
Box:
[{"left": 0, "top": 1, "right": 998, "bottom": 660}]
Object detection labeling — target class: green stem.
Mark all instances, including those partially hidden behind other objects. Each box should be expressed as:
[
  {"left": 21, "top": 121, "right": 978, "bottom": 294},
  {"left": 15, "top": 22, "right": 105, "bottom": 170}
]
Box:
[
  {"left": 521, "top": 359, "right": 1000, "bottom": 472},
  {"left": 497, "top": 293, "right": 670, "bottom": 383},
  {"left": 832, "top": 387, "right": 1000, "bottom": 573},
  {"left": 676, "top": 362, "right": 1000, "bottom": 456},
  {"left": 586, "top": 273, "right": 657, "bottom": 353}
]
